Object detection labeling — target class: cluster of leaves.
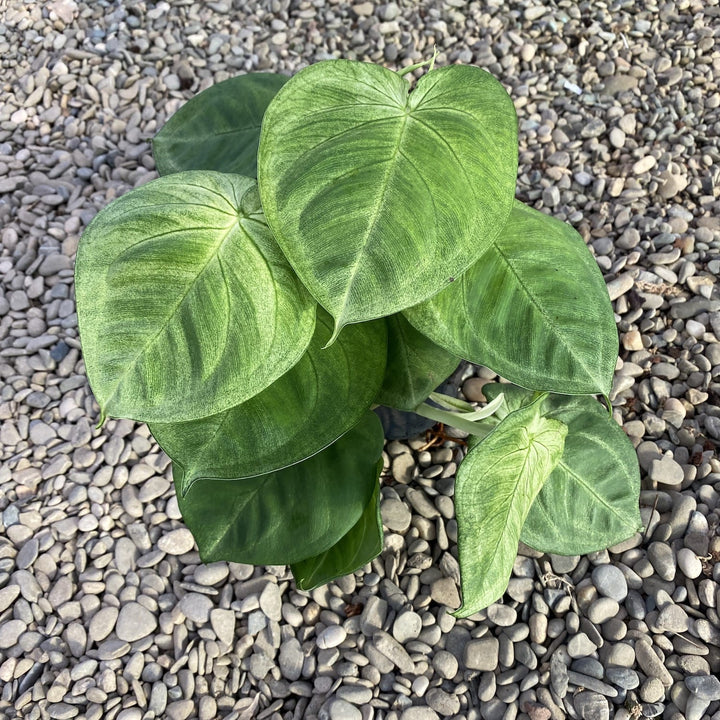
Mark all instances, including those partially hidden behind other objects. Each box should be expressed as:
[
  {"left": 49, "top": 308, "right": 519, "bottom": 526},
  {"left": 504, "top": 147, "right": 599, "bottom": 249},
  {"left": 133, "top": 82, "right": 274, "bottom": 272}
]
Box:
[{"left": 75, "top": 60, "right": 641, "bottom": 617}]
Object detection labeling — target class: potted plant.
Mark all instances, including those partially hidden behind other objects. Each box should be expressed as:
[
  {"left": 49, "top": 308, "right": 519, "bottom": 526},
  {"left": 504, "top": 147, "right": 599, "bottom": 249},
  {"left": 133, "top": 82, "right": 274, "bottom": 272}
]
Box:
[{"left": 74, "top": 56, "right": 640, "bottom": 617}]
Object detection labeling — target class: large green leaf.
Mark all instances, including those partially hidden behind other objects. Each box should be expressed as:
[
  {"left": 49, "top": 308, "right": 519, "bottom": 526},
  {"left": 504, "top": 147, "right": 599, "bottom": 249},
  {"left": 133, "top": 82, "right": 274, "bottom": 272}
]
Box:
[
  {"left": 153, "top": 73, "right": 288, "bottom": 177},
  {"left": 149, "top": 308, "right": 387, "bottom": 494},
  {"left": 454, "top": 397, "right": 567, "bottom": 617},
  {"left": 258, "top": 60, "right": 517, "bottom": 339},
  {"left": 175, "top": 411, "right": 385, "bottom": 565},
  {"left": 292, "top": 477, "right": 383, "bottom": 591},
  {"left": 75, "top": 171, "right": 316, "bottom": 423},
  {"left": 404, "top": 201, "right": 618, "bottom": 396},
  {"left": 484, "top": 384, "right": 642, "bottom": 555},
  {"left": 375, "top": 314, "right": 460, "bottom": 412}
]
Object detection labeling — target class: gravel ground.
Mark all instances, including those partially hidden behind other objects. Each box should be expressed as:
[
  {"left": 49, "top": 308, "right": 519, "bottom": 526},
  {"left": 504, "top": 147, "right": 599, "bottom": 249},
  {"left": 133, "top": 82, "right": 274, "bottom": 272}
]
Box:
[{"left": 1, "top": 1, "right": 720, "bottom": 719}]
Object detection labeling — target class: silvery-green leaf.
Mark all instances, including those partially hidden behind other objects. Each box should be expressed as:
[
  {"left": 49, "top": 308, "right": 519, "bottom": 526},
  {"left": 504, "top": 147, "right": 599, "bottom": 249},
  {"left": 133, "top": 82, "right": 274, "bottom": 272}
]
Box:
[
  {"left": 375, "top": 314, "right": 460, "bottom": 412},
  {"left": 150, "top": 309, "right": 386, "bottom": 494},
  {"left": 454, "top": 397, "right": 567, "bottom": 617},
  {"left": 405, "top": 201, "right": 618, "bottom": 396},
  {"left": 75, "top": 171, "right": 315, "bottom": 423},
  {"left": 176, "top": 411, "right": 384, "bottom": 565},
  {"left": 292, "top": 477, "right": 383, "bottom": 591},
  {"left": 258, "top": 60, "right": 517, "bottom": 338},
  {"left": 153, "top": 73, "right": 288, "bottom": 177},
  {"left": 483, "top": 384, "right": 642, "bottom": 555}
]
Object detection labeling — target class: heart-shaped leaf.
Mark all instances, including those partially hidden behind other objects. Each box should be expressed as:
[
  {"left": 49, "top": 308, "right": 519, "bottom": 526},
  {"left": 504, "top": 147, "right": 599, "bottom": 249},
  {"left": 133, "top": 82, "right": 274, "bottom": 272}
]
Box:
[
  {"left": 454, "top": 397, "right": 567, "bottom": 617},
  {"left": 483, "top": 384, "right": 642, "bottom": 555},
  {"left": 405, "top": 201, "right": 618, "bottom": 396},
  {"left": 149, "top": 308, "right": 387, "bottom": 494},
  {"left": 174, "top": 411, "right": 385, "bottom": 565},
  {"left": 258, "top": 60, "right": 517, "bottom": 339},
  {"left": 375, "top": 314, "right": 460, "bottom": 412},
  {"left": 153, "top": 73, "right": 288, "bottom": 177},
  {"left": 292, "top": 477, "right": 383, "bottom": 591},
  {"left": 75, "top": 171, "right": 316, "bottom": 423}
]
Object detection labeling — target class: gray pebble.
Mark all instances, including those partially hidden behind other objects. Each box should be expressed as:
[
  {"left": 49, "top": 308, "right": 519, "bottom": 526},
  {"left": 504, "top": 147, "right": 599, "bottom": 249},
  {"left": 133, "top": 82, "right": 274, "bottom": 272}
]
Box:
[
  {"left": 178, "top": 593, "right": 213, "bottom": 624},
  {"left": 392, "top": 610, "right": 422, "bottom": 643},
  {"left": 592, "top": 564, "right": 628, "bottom": 601},
  {"left": 116, "top": 602, "right": 157, "bottom": 642},
  {"left": 463, "top": 636, "right": 499, "bottom": 671}
]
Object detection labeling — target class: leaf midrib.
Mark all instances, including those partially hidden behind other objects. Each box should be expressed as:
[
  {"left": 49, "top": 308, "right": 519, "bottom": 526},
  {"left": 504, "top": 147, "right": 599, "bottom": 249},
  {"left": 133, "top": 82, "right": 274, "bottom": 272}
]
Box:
[
  {"left": 489, "top": 240, "right": 600, "bottom": 388},
  {"left": 335, "top": 115, "right": 409, "bottom": 325},
  {"left": 103, "top": 218, "right": 239, "bottom": 414}
]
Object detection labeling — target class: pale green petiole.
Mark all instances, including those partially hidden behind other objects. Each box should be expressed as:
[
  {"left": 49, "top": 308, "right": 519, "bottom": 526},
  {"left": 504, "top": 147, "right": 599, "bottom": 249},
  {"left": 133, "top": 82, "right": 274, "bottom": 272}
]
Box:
[
  {"left": 428, "top": 391, "right": 505, "bottom": 421},
  {"left": 412, "top": 390, "right": 506, "bottom": 436},
  {"left": 397, "top": 46, "right": 439, "bottom": 78},
  {"left": 413, "top": 400, "right": 501, "bottom": 438}
]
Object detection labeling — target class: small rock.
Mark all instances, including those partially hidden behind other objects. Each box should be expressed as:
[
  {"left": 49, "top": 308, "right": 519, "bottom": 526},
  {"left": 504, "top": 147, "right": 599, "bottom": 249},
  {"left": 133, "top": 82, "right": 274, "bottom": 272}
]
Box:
[
  {"left": 381, "top": 498, "right": 411, "bottom": 532},
  {"left": 279, "top": 638, "right": 303, "bottom": 681},
  {"left": 157, "top": 528, "right": 194, "bottom": 555},
  {"left": 430, "top": 577, "right": 460, "bottom": 608},
  {"left": 115, "top": 602, "right": 157, "bottom": 642},
  {"left": 573, "top": 691, "right": 609, "bottom": 720},
  {"left": 648, "top": 456, "right": 684, "bottom": 486},
  {"left": 328, "top": 698, "right": 361, "bottom": 720},
  {"left": 178, "top": 593, "right": 213, "bottom": 624},
  {"left": 432, "top": 650, "right": 458, "bottom": 680},
  {"left": 463, "top": 637, "right": 499, "bottom": 671},
  {"left": 210, "top": 608, "right": 235, "bottom": 646},
  {"left": 646, "top": 542, "right": 676, "bottom": 581},
  {"left": 317, "top": 625, "right": 346, "bottom": 649},
  {"left": 591, "top": 564, "right": 628, "bottom": 602},
  {"left": 685, "top": 675, "right": 720, "bottom": 700},
  {"left": 392, "top": 611, "right": 422, "bottom": 643},
  {"left": 632, "top": 156, "right": 656, "bottom": 174}
]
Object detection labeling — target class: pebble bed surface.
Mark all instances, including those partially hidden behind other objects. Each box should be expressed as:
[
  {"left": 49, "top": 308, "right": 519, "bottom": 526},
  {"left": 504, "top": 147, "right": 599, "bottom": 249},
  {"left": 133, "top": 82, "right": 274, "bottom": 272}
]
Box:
[{"left": 1, "top": 1, "right": 720, "bottom": 719}]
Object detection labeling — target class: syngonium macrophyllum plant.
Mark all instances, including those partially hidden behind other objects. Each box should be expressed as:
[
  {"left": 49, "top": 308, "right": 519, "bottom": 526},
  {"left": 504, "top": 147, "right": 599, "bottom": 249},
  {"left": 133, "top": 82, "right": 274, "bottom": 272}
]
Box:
[{"left": 74, "top": 56, "right": 641, "bottom": 617}]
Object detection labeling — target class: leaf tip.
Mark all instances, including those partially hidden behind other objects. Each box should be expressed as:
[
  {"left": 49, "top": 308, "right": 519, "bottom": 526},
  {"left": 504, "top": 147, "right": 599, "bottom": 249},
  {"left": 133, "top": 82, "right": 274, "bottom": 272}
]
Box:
[
  {"left": 323, "top": 320, "right": 344, "bottom": 349},
  {"left": 95, "top": 408, "right": 107, "bottom": 430}
]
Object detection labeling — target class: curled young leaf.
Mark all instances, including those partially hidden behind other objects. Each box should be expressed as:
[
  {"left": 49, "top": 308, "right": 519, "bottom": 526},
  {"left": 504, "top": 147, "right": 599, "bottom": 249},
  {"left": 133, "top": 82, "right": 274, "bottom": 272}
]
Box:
[{"left": 75, "top": 171, "right": 316, "bottom": 423}]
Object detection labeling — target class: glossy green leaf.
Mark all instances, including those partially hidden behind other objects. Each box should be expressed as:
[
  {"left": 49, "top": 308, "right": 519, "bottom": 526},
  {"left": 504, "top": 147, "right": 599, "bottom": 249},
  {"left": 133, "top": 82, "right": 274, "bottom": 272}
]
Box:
[
  {"left": 258, "top": 60, "right": 518, "bottom": 338},
  {"left": 153, "top": 73, "right": 288, "bottom": 177},
  {"left": 175, "top": 411, "right": 385, "bottom": 565},
  {"left": 483, "top": 384, "right": 642, "bottom": 555},
  {"left": 405, "top": 201, "right": 618, "bottom": 396},
  {"left": 149, "top": 308, "right": 387, "bottom": 494},
  {"left": 375, "top": 314, "right": 460, "bottom": 412},
  {"left": 75, "top": 171, "right": 316, "bottom": 423},
  {"left": 454, "top": 397, "right": 567, "bottom": 617},
  {"left": 292, "top": 477, "right": 383, "bottom": 591}
]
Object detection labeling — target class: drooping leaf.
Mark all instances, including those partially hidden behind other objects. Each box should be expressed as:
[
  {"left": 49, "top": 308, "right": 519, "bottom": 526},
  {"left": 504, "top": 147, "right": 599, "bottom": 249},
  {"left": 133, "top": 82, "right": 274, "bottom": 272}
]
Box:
[
  {"left": 258, "top": 60, "right": 518, "bottom": 339},
  {"left": 483, "top": 384, "right": 642, "bottom": 555},
  {"left": 75, "top": 171, "right": 316, "bottom": 423},
  {"left": 405, "top": 201, "right": 618, "bottom": 396},
  {"left": 149, "top": 308, "right": 387, "bottom": 494},
  {"left": 153, "top": 73, "right": 288, "bottom": 177},
  {"left": 454, "top": 397, "right": 567, "bottom": 617},
  {"left": 175, "top": 411, "right": 385, "bottom": 565},
  {"left": 375, "top": 314, "right": 460, "bottom": 412},
  {"left": 292, "top": 477, "right": 383, "bottom": 590}
]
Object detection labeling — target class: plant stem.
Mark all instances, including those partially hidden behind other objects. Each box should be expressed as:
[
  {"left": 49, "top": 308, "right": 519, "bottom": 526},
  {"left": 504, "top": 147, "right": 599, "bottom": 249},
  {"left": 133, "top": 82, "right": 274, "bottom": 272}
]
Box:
[
  {"left": 397, "top": 46, "right": 439, "bottom": 77},
  {"left": 428, "top": 391, "right": 475, "bottom": 412},
  {"left": 413, "top": 402, "right": 498, "bottom": 438}
]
